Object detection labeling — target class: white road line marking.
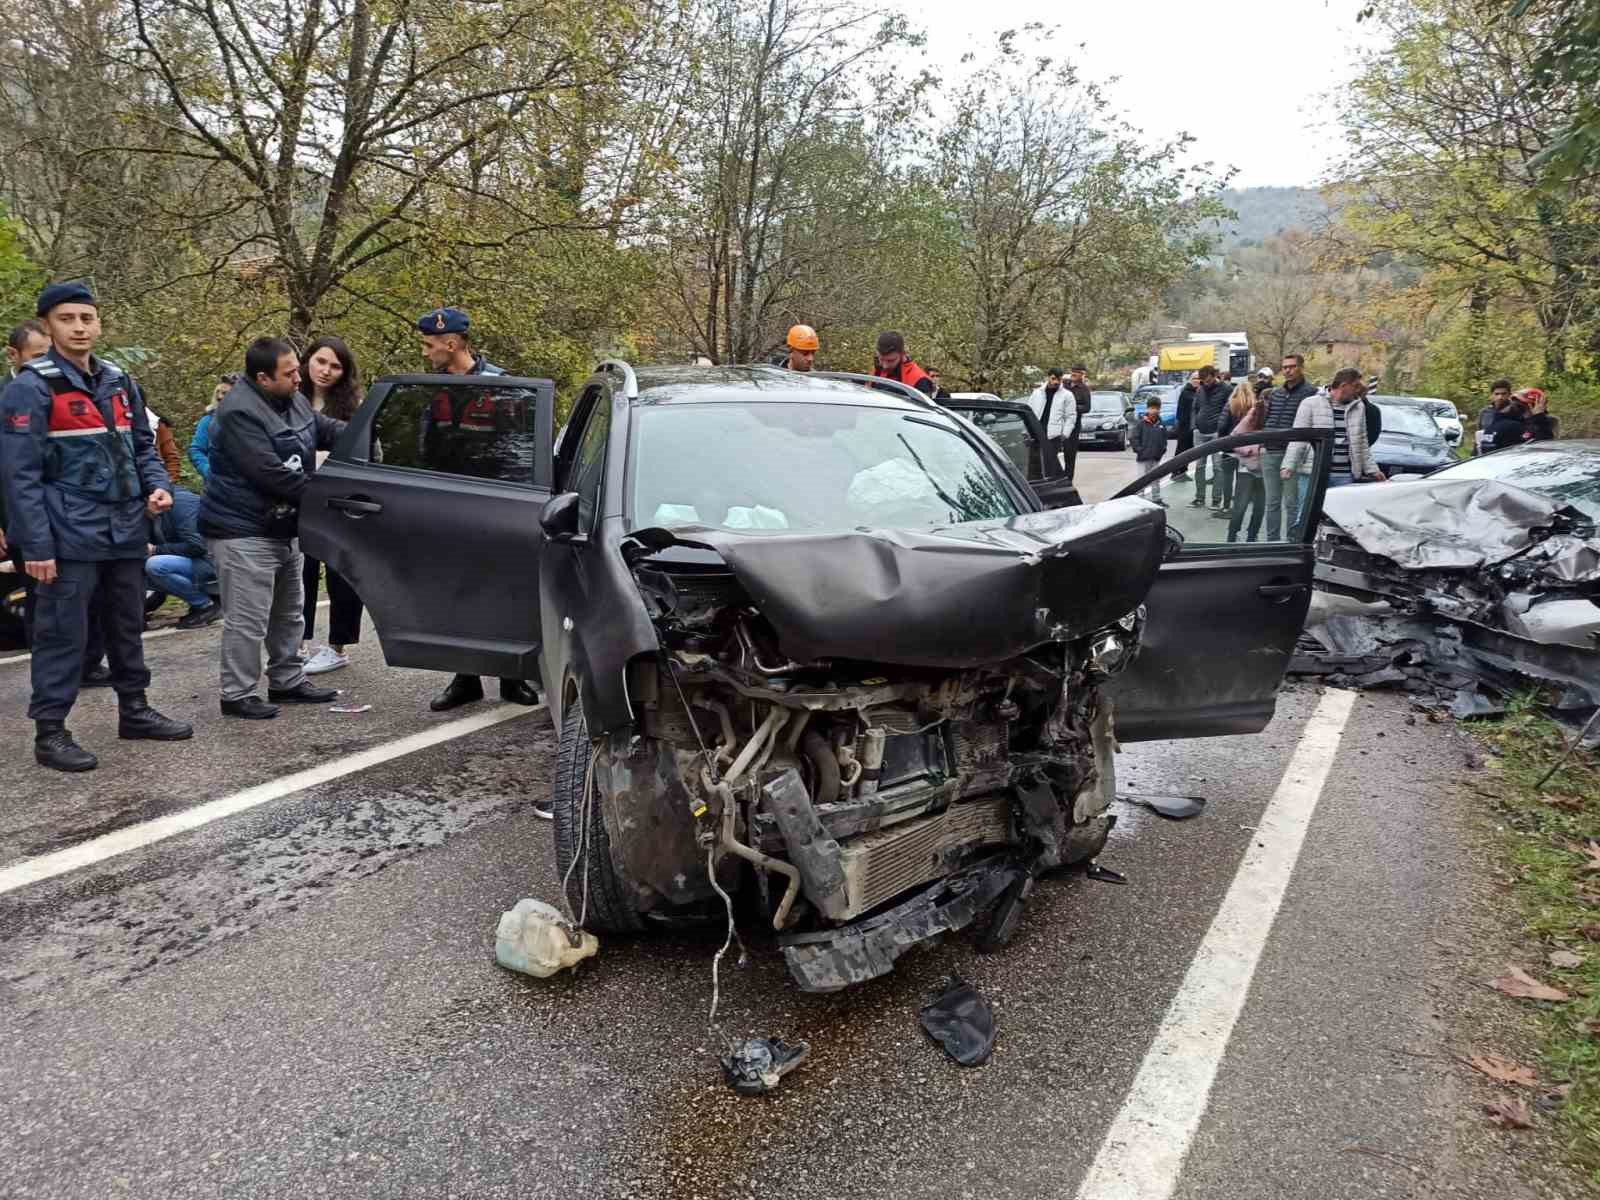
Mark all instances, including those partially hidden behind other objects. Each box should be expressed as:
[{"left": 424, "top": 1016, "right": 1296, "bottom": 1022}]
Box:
[
  {"left": 1072, "top": 686, "right": 1358, "bottom": 1200},
  {"left": 0, "top": 702, "right": 542, "bottom": 897},
  {"left": 0, "top": 600, "right": 331, "bottom": 665}
]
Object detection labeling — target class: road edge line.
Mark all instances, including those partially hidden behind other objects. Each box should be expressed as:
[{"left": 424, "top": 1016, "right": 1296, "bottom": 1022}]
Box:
[
  {"left": 0, "top": 702, "right": 542, "bottom": 897},
  {"left": 1071, "top": 685, "right": 1359, "bottom": 1200}
]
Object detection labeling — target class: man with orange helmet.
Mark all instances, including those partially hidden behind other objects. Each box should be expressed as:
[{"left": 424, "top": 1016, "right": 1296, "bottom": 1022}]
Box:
[{"left": 777, "top": 324, "right": 819, "bottom": 372}]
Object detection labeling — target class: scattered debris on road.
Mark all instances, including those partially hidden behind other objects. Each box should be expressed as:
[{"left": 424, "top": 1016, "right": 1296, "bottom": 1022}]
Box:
[
  {"left": 329, "top": 703, "right": 372, "bottom": 714},
  {"left": 918, "top": 975, "right": 997, "bottom": 1067},
  {"left": 1549, "top": 950, "right": 1586, "bottom": 969},
  {"left": 1119, "top": 793, "right": 1206, "bottom": 820},
  {"left": 494, "top": 898, "right": 599, "bottom": 978},
  {"left": 720, "top": 1036, "right": 811, "bottom": 1094},
  {"left": 1490, "top": 965, "right": 1570, "bottom": 1003}
]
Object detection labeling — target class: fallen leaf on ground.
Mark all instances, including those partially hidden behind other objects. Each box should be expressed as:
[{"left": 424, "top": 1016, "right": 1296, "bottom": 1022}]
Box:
[
  {"left": 1584, "top": 1020, "right": 1600, "bottom": 1039},
  {"left": 1549, "top": 950, "right": 1585, "bottom": 969},
  {"left": 1466, "top": 1054, "right": 1537, "bottom": 1087},
  {"left": 1584, "top": 842, "right": 1600, "bottom": 872},
  {"left": 1485, "top": 1096, "right": 1535, "bottom": 1129},
  {"left": 1581, "top": 924, "right": 1600, "bottom": 942},
  {"left": 1540, "top": 792, "right": 1586, "bottom": 810},
  {"left": 1491, "top": 966, "right": 1570, "bottom": 1002}
]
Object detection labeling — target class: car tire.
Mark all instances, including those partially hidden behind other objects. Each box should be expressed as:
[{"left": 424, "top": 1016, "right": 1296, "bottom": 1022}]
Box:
[{"left": 553, "top": 694, "right": 647, "bottom": 934}]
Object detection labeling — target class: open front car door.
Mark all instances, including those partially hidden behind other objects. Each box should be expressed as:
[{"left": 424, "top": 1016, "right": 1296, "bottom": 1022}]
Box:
[
  {"left": 299, "top": 373, "right": 556, "bottom": 679},
  {"left": 1106, "top": 427, "right": 1332, "bottom": 739}
]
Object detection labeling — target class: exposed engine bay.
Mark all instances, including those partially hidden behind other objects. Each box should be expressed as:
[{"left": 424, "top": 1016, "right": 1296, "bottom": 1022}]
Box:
[
  {"left": 565, "top": 501, "right": 1166, "bottom": 991},
  {"left": 1298, "top": 479, "right": 1600, "bottom": 722}
]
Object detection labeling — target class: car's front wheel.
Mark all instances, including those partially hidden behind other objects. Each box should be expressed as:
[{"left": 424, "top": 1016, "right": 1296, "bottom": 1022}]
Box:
[{"left": 552, "top": 695, "right": 647, "bottom": 934}]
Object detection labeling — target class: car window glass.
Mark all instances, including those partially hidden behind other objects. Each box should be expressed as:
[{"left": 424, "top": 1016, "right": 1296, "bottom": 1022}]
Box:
[
  {"left": 632, "top": 403, "right": 1020, "bottom": 533},
  {"left": 373, "top": 381, "right": 540, "bottom": 485},
  {"left": 571, "top": 395, "right": 610, "bottom": 529},
  {"left": 949, "top": 407, "right": 1034, "bottom": 480},
  {"left": 1374, "top": 404, "right": 1439, "bottom": 437},
  {"left": 1090, "top": 392, "right": 1125, "bottom": 412},
  {"left": 1127, "top": 431, "right": 1326, "bottom": 548}
]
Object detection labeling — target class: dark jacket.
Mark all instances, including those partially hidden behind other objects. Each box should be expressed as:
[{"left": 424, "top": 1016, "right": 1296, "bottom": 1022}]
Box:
[
  {"left": 1068, "top": 381, "right": 1092, "bottom": 415},
  {"left": 1178, "top": 381, "right": 1231, "bottom": 435},
  {"left": 1264, "top": 378, "right": 1319, "bottom": 430},
  {"left": 150, "top": 483, "right": 207, "bottom": 558},
  {"left": 0, "top": 350, "right": 168, "bottom": 562},
  {"left": 1527, "top": 412, "right": 1557, "bottom": 441},
  {"left": 1490, "top": 409, "right": 1528, "bottom": 450},
  {"left": 1129, "top": 415, "right": 1169, "bottom": 462},
  {"left": 199, "top": 377, "right": 345, "bottom": 540}
]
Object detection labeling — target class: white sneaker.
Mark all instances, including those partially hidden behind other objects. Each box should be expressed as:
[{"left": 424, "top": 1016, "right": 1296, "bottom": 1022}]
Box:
[{"left": 303, "top": 646, "right": 350, "bottom": 675}]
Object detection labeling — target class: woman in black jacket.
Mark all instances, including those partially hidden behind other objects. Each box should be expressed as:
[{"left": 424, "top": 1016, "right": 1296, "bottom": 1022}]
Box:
[{"left": 297, "top": 336, "right": 365, "bottom": 675}]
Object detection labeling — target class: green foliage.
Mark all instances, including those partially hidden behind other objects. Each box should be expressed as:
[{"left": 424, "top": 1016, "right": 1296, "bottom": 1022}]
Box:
[
  {"left": 0, "top": 206, "right": 45, "bottom": 328},
  {"left": 1507, "top": 0, "right": 1600, "bottom": 184}
]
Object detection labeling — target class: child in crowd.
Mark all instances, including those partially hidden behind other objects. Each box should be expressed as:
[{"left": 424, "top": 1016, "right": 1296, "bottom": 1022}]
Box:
[{"left": 1129, "top": 396, "right": 1168, "bottom": 505}]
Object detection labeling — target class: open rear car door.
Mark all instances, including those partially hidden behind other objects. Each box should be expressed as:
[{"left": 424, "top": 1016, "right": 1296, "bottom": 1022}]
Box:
[
  {"left": 299, "top": 373, "right": 556, "bottom": 680},
  {"left": 1105, "top": 428, "right": 1332, "bottom": 739},
  {"left": 940, "top": 397, "right": 1081, "bottom": 508}
]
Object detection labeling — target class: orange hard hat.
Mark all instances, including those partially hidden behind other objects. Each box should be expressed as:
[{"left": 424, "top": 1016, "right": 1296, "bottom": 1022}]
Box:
[{"left": 786, "top": 324, "right": 819, "bottom": 352}]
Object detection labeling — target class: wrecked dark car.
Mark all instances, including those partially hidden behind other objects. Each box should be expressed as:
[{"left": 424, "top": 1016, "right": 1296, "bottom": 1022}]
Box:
[
  {"left": 302, "top": 364, "right": 1329, "bottom": 991},
  {"left": 1301, "top": 439, "right": 1600, "bottom": 719}
]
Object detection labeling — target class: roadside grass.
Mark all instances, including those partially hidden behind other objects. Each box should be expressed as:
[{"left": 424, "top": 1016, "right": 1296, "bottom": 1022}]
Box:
[{"left": 1468, "top": 701, "right": 1600, "bottom": 1181}]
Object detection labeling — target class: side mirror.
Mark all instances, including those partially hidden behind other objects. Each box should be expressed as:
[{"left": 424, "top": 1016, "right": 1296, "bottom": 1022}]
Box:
[{"left": 540, "top": 491, "right": 582, "bottom": 541}]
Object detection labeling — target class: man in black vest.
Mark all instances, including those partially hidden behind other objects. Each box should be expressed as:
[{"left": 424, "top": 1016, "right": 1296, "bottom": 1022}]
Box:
[{"left": 0, "top": 282, "right": 192, "bottom": 771}]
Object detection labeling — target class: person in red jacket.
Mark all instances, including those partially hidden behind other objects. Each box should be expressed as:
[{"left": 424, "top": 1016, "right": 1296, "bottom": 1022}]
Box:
[{"left": 871, "top": 331, "right": 936, "bottom": 397}]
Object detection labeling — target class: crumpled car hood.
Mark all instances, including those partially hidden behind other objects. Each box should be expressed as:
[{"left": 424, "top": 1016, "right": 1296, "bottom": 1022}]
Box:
[
  {"left": 633, "top": 497, "right": 1166, "bottom": 668},
  {"left": 1322, "top": 478, "right": 1599, "bottom": 579}
]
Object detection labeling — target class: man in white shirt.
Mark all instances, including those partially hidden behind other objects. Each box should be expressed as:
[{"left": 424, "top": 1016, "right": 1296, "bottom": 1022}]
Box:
[{"left": 1027, "top": 368, "right": 1079, "bottom": 478}]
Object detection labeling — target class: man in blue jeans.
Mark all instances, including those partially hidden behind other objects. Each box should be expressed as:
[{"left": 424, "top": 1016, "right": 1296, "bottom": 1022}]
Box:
[
  {"left": 145, "top": 482, "right": 221, "bottom": 629},
  {"left": 1260, "top": 352, "right": 1319, "bottom": 540}
]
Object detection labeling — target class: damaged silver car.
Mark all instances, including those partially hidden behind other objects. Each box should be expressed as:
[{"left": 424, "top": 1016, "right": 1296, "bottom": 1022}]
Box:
[
  {"left": 1303, "top": 439, "right": 1600, "bottom": 718},
  {"left": 302, "top": 364, "right": 1330, "bottom": 990}
]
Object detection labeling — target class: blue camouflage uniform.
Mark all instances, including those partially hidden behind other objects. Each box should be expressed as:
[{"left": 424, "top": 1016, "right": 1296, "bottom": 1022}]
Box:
[{"left": 0, "top": 347, "right": 171, "bottom": 719}]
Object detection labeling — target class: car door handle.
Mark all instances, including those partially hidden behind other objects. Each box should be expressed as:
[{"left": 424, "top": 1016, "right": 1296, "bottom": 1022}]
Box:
[
  {"left": 328, "top": 496, "right": 383, "bottom": 517},
  {"left": 1258, "top": 582, "right": 1308, "bottom": 601}
]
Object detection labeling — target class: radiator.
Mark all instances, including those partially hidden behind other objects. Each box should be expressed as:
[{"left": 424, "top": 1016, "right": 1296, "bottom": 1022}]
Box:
[{"left": 836, "top": 795, "right": 1013, "bottom": 918}]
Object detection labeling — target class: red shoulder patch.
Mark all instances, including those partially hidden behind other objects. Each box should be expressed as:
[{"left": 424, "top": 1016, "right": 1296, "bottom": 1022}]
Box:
[{"left": 6, "top": 411, "right": 31, "bottom": 431}]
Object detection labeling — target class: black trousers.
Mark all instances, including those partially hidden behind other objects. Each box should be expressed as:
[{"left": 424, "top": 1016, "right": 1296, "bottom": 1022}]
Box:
[
  {"left": 302, "top": 555, "right": 363, "bottom": 646},
  {"left": 29, "top": 558, "right": 149, "bottom": 721},
  {"left": 1061, "top": 425, "right": 1082, "bottom": 480}
]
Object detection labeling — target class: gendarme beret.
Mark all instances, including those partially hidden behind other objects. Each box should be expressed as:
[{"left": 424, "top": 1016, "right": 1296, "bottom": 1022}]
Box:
[
  {"left": 417, "top": 307, "right": 469, "bottom": 335},
  {"left": 37, "top": 281, "right": 96, "bottom": 317}
]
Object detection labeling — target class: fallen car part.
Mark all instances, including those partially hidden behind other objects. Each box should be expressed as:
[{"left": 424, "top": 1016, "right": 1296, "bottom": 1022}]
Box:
[
  {"left": 919, "top": 975, "right": 997, "bottom": 1067},
  {"left": 493, "top": 899, "right": 599, "bottom": 978},
  {"left": 1119, "top": 792, "right": 1207, "bottom": 820},
  {"left": 720, "top": 1037, "right": 811, "bottom": 1094},
  {"left": 1083, "top": 862, "right": 1128, "bottom": 885}
]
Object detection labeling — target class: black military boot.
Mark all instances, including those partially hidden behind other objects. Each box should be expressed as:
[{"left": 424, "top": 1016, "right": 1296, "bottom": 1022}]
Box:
[
  {"left": 35, "top": 721, "right": 98, "bottom": 772},
  {"left": 118, "top": 695, "right": 195, "bottom": 741},
  {"left": 499, "top": 679, "right": 539, "bottom": 706},
  {"left": 430, "top": 674, "right": 484, "bottom": 712}
]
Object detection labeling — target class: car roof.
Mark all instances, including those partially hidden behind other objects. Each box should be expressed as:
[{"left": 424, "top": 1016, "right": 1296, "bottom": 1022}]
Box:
[{"left": 630, "top": 364, "right": 934, "bottom": 411}]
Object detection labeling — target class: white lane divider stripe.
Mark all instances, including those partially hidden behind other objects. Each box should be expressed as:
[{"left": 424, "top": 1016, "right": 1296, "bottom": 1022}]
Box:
[
  {"left": 0, "top": 600, "right": 331, "bottom": 666},
  {"left": 0, "top": 702, "right": 542, "bottom": 897},
  {"left": 1072, "top": 686, "right": 1358, "bottom": 1200}
]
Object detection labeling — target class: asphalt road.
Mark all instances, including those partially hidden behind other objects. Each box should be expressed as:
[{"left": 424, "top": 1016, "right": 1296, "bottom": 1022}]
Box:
[{"left": 0, "top": 514, "right": 1577, "bottom": 1198}]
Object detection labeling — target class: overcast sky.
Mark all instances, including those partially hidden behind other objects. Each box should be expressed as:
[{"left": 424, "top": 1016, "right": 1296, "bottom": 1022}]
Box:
[{"left": 894, "top": 0, "right": 1385, "bottom": 188}]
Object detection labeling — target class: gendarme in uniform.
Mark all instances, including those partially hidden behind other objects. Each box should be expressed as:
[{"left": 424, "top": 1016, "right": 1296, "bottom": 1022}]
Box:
[{"left": 0, "top": 281, "right": 193, "bottom": 770}]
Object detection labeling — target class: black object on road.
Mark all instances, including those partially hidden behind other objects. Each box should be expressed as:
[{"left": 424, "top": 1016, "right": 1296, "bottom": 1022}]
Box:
[
  {"left": 918, "top": 975, "right": 996, "bottom": 1067},
  {"left": 1084, "top": 862, "right": 1128, "bottom": 885},
  {"left": 721, "top": 1037, "right": 811, "bottom": 1095},
  {"left": 1120, "top": 792, "right": 1207, "bottom": 820}
]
